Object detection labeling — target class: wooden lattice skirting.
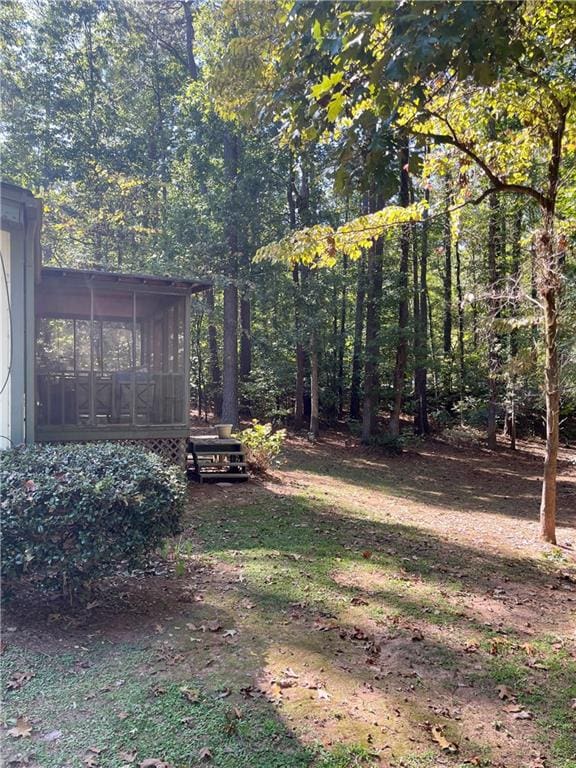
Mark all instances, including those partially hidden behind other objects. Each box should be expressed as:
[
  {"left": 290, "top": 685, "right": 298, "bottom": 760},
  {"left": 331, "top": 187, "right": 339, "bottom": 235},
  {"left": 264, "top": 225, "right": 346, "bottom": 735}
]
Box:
[
  {"left": 120, "top": 437, "right": 187, "bottom": 468},
  {"left": 44, "top": 437, "right": 187, "bottom": 469}
]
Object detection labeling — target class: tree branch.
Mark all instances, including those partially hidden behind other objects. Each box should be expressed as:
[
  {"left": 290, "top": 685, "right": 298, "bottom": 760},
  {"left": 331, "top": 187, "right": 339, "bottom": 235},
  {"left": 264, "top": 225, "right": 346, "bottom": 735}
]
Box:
[{"left": 418, "top": 126, "right": 550, "bottom": 210}]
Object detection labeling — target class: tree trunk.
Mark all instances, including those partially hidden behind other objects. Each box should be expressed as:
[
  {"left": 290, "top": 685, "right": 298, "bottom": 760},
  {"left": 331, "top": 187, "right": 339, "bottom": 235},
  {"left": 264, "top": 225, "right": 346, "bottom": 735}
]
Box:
[
  {"left": 222, "top": 282, "right": 239, "bottom": 426},
  {"left": 206, "top": 288, "right": 222, "bottom": 418},
  {"left": 337, "top": 254, "right": 347, "bottom": 419},
  {"left": 442, "top": 176, "right": 453, "bottom": 396},
  {"left": 538, "top": 215, "right": 561, "bottom": 544},
  {"left": 350, "top": 253, "right": 366, "bottom": 421},
  {"left": 455, "top": 237, "right": 465, "bottom": 417},
  {"left": 182, "top": 0, "right": 199, "bottom": 80},
  {"left": 389, "top": 138, "right": 411, "bottom": 437},
  {"left": 293, "top": 266, "right": 306, "bottom": 430},
  {"left": 289, "top": 157, "right": 309, "bottom": 430},
  {"left": 414, "top": 190, "right": 429, "bottom": 435},
  {"left": 486, "top": 190, "right": 500, "bottom": 450},
  {"left": 240, "top": 289, "right": 251, "bottom": 380},
  {"left": 310, "top": 333, "right": 319, "bottom": 439},
  {"left": 505, "top": 208, "right": 522, "bottom": 447},
  {"left": 221, "top": 128, "right": 240, "bottom": 427},
  {"left": 361, "top": 194, "right": 384, "bottom": 442}
]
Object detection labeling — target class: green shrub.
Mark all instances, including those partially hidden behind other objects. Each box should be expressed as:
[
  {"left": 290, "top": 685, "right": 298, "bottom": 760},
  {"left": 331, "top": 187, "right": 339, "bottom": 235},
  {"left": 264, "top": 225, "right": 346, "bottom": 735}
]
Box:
[
  {"left": 236, "top": 420, "right": 286, "bottom": 473},
  {"left": 0, "top": 442, "right": 185, "bottom": 597}
]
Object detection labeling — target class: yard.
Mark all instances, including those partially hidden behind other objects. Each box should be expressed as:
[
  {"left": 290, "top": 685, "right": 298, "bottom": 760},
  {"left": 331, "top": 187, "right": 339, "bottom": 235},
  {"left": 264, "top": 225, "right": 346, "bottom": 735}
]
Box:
[{"left": 3, "top": 435, "right": 576, "bottom": 768}]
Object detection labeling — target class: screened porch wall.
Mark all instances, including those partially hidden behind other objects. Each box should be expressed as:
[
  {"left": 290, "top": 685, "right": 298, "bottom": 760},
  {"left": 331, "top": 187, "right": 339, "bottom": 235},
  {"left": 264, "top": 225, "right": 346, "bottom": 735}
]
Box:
[{"left": 35, "top": 286, "right": 188, "bottom": 434}]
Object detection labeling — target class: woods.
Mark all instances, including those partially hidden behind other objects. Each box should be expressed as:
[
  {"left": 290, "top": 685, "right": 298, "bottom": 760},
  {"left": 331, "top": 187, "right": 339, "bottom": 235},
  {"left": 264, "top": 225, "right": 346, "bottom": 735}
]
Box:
[
  {"left": 2, "top": 0, "right": 575, "bottom": 546},
  {"left": 2, "top": 4, "right": 576, "bottom": 767}
]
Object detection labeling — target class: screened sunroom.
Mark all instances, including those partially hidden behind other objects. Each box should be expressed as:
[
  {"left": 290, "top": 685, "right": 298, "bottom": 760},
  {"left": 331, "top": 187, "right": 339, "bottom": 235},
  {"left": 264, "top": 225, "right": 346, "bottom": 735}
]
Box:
[{"left": 34, "top": 267, "right": 209, "bottom": 463}]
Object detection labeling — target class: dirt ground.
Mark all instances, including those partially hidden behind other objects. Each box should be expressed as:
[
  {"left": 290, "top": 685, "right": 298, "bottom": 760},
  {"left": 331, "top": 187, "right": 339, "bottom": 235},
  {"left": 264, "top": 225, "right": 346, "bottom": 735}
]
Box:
[{"left": 2, "top": 434, "right": 576, "bottom": 768}]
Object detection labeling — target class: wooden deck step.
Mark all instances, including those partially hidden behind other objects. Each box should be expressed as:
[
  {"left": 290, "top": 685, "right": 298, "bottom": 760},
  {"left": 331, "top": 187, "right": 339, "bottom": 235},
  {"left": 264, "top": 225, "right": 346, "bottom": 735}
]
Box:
[{"left": 187, "top": 436, "right": 249, "bottom": 483}]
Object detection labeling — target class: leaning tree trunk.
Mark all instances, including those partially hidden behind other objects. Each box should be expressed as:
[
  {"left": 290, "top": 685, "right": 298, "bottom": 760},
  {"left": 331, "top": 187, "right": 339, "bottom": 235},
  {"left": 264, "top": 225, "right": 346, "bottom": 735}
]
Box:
[
  {"left": 538, "top": 214, "right": 561, "bottom": 544},
  {"left": 389, "top": 138, "right": 411, "bottom": 437}
]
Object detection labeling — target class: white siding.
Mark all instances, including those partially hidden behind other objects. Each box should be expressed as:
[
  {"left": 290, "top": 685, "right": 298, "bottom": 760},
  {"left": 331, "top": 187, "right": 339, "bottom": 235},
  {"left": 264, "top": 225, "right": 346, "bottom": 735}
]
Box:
[{"left": 0, "top": 228, "right": 11, "bottom": 449}]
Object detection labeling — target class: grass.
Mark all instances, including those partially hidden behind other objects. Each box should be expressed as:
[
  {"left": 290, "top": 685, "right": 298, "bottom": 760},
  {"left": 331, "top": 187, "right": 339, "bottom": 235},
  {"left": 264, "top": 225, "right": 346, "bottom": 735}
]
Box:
[
  {"left": 2, "top": 645, "right": 316, "bottom": 768},
  {"left": 2, "top": 440, "right": 575, "bottom": 767}
]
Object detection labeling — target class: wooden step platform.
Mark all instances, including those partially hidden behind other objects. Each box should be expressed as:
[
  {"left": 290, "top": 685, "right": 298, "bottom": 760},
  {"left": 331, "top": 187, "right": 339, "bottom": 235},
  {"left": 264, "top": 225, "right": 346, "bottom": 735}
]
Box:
[{"left": 187, "top": 436, "right": 249, "bottom": 483}]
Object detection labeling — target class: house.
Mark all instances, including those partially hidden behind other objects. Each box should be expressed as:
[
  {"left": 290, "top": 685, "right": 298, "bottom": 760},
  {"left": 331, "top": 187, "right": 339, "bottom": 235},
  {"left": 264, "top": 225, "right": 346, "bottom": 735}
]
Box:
[{"left": 1, "top": 183, "right": 210, "bottom": 466}]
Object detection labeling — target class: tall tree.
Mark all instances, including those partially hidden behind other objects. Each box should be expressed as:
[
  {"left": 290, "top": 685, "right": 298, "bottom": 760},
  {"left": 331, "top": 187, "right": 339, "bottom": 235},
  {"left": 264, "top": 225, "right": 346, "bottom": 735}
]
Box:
[{"left": 389, "top": 141, "right": 411, "bottom": 437}]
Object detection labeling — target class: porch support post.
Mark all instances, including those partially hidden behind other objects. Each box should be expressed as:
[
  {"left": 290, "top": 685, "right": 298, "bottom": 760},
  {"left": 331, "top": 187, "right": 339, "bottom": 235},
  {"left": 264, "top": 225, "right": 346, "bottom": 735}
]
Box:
[
  {"left": 89, "top": 284, "right": 95, "bottom": 426},
  {"left": 183, "top": 296, "right": 191, "bottom": 428},
  {"left": 131, "top": 291, "right": 136, "bottom": 425}
]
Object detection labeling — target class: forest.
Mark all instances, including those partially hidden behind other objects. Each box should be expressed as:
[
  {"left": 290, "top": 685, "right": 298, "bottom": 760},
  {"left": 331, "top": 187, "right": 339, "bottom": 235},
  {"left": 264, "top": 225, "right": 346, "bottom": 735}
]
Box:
[
  {"left": 2, "top": 0, "right": 575, "bottom": 536},
  {"left": 2, "top": 3, "right": 576, "bottom": 768}
]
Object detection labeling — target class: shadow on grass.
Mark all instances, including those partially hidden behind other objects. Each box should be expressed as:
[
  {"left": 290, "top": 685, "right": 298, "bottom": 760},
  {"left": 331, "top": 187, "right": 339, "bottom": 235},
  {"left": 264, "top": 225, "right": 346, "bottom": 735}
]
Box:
[
  {"left": 281, "top": 439, "right": 576, "bottom": 529},
  {"left": 3, "top": 472, "right": 575, "bottom": 768}
]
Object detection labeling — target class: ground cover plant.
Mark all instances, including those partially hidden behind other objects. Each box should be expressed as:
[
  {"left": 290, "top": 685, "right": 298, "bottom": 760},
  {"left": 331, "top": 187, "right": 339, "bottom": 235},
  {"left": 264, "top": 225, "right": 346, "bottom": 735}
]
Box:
[{"left": 2, "top": 436, "right": 575, "bottom": 768}]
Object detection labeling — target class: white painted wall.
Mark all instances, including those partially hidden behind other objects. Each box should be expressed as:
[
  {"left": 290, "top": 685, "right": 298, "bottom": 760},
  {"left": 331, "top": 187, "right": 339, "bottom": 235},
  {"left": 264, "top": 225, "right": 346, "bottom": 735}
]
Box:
[{"left": 0, "top": 228, "right": 11, "bottom": 449}]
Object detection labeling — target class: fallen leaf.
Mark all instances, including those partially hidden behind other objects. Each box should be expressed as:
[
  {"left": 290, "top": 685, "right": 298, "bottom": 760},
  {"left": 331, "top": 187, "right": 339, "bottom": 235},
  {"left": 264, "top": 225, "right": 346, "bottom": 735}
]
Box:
[
  {"left": 496, "top": 685, "right": 514, "bottom": 700},
  {"left": 527, "top": 660, "right": 548, "bottom": 670},
  {"left": 181, "top": 716, "right": 195, "bottom": 727},
  {"left": 180, "top": 687, "right": 200, "bottom": 704},
  {"left": 198, "top": 747, "right": 212, "bottom": 761},
  {"left": 362, "top": 551, "right": 372, "bottom": 559},
  {"left": 8, "top": 718, "right": 33, "bottom": 739},
  {"left": 119, "top": 750, "right": 137, "bottom": 764},
  {"left": 430, "top": 725, "right": 458, "bottom": 753},
  {"left": 283, "top": 667, "right": 299, "bottom": 679},
  {"left": 351, "top": 596, "right": 369, "bottom": 606},
  {"left": 313, "top": 620, "right": 338, "bottom": 632},
  {"left": 520, "top": 642, "right": 536, "bottom": 655},
  {"left": 6, "top": 672, "right": 34, "bottom": 691},
  {"left": 513, "top": 710, "right": 533, "bottom": 720},
  {"left": 222, "top": 629, "right": 237, "bottom": 638},
  {"left": 464, "top": 642, "right": 479, "bottom": 653},
  {"left": 317, "top": 688, "right": 330, "bottom": 700},
  {"left": 411, "top": 628, "right": 424, "bottom": 642},
  {"left": 202, "top": 621, "right": 222, "bottom": 633},
  {"left": 117, "top": 711, "right": 130, "bottom": 720}
]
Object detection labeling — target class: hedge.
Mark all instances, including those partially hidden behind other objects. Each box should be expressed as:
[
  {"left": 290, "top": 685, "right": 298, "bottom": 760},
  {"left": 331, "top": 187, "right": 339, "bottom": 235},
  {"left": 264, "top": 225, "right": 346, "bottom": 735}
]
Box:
[{"left": 0, "top": 442, "right": 186, "bottom": 596}]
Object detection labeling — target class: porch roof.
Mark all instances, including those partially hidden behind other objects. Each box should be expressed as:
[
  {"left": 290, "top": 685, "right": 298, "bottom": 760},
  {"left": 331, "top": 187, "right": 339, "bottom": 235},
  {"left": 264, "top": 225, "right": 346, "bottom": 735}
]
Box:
[{"left": 40, "top": 266, "right": 211, "bottom": 295}]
